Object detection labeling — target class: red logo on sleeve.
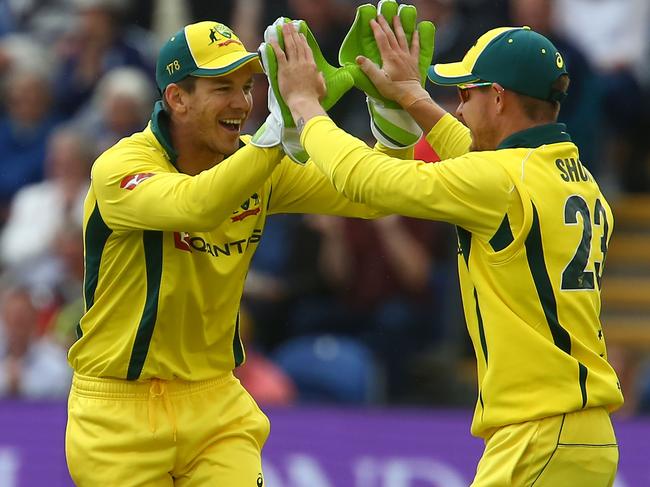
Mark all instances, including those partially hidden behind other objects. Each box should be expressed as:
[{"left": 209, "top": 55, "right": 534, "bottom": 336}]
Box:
[
  {"left": 173, "top": 232, "right": 192, "bottom": 252},
  {"left": 120, "top": 173, "right": 155, "bottom": 190}
]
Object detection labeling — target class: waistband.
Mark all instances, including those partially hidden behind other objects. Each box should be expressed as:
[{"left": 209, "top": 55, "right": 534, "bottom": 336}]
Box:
[{"left": 71, "top": 372, "right": 235, "bottom": 399}]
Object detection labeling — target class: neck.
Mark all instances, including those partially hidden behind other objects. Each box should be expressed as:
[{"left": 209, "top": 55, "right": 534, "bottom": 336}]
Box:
[
  {"left": 169, "top": 120, "right": 224, "bottom": 175},
  {"left": 494, "top": 113, "right": 552, "bottom": 149}
]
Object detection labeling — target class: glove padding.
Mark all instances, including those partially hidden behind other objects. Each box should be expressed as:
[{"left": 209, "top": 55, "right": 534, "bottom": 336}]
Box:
[
  {"left": 338, "top": 0, "right": 435, "bottom": 148},
  {"left": 251, "top": 18, "right": 355, "bottom": 164},
  {"left": 366, "top": 96, "right": 424, "bottom": 148}
]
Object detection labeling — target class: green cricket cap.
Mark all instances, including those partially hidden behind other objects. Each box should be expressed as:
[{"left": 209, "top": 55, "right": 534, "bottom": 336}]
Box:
[
  {"left": 427, "top": 26, "right": 568, "bottom": 102},
  {"left": 156, "top": 21, "right": 263, "bottom": 92}
]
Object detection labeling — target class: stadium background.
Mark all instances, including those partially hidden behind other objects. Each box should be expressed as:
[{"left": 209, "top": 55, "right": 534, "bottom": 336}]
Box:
[{"left": 0, "top": 0, "right": 648, "bottom": 485}]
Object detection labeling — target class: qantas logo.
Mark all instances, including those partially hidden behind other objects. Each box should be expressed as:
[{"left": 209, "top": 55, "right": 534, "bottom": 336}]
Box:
[
  {"left": 173, "top": 229, "right": 262, "bottom": 256},
  {"left": 173, "top": 232, "right": 192, "bottom": 251},
  {"left": 120, "top": 173, "right": 155, "bottom": 190}
]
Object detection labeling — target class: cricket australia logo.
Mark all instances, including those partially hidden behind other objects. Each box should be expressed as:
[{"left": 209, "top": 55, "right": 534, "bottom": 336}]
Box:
[
  {"left": 208, "top": 23, "right": 242, "bottom": 48},
  {"left": 120, "top": 173, "right": 155, "bottom": 190},
  {"left": 231, "top": 193, "right": 261, "bottom": 222},
  {"left": 208, "top": 23, "right": 233, "bottom": 43}
]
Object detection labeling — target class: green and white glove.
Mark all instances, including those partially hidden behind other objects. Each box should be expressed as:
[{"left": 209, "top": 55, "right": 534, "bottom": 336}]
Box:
[
  {"left": 339, "top": 0, "right": 435, "bottom": 148},
  {"left": 251, "top": 17, "right": 355, "bottom": 164}
]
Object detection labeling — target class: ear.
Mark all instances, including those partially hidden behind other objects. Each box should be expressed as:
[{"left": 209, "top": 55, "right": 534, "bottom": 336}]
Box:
[
  {"left": 164, "top": 84, "right": 188, "bottom": 114},
  {"left": 492, "top": 83, "right": 506, "bottom": 115}
]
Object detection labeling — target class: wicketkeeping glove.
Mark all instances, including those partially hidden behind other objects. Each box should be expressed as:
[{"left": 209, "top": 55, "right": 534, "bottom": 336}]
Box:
[
  {"left": 338, "top": 0, "right": 435, "bottom": 148},
  {"left": 251, "top": 18, "right": 355, "bottom": 164}
]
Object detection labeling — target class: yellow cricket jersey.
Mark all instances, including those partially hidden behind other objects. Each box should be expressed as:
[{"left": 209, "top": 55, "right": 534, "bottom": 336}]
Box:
[
  {"left": 302, "top": 114, "right": 624, "bottom": 438},
  {"left": 68, "top": 102, "right": 388, "bottom": 381}
]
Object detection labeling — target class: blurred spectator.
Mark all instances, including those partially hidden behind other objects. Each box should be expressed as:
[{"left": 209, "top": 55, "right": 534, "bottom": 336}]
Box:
[
  {"left": 47, "top": 224, "right": 85, "bottom": 348},
  {"left": 554, "top": 0, "right": 649, "bottom": 75},
  {"left": 0, "top": 1, "right": 15, "bottom": 35},
  {"left": 0, "top": 65, "right": 61, "bottom": 222},
  {"left": 0, "top": 34, "right": 54, "bottom": 85},
  {"left": 553, "top": 0, "right": 650, "bottom": 191},
  {"left": 414, "top": 0, "right": 486, "bottom": 62},
  {"left": 508, "top": 0, "right": 602, "bottom": 172},
  {"left": 0, "top": 285, "right": 71, "bottom": 399},
  {"left": 412, "top": 0, "right": 498, "bottom": 113},
  {"left": 53, "top": 0, "right": 154, "bottom": 117},
  {"left": 290, "top": 215, "right": 451, "bottom": 400},
  {"left": 272, "top": 334, "right": 383, "bottom": 404},
  {"left": 243, "top": 214, "right": 326, "bottom": 352},
  {"left": 0, "top": 126, "right": 91, "bottom": 270},
  {"left": 73, "top": 67, "right": 156, "bottom": 153},
  {"left": 186, "top": 0, "right": 236, "bottom": 27}
]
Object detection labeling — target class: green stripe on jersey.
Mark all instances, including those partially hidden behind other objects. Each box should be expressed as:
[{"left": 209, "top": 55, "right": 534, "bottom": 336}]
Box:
[
  {"left": 474, "top": 288, "right": 488, "bottom": 365},
  {"left": 127, "top": 230, "right": 163, "bottom": 380},
  {"left": 489, "top": 214, "right": 514, "bottom": 252},
  {"left": 457, "top": 226, "right": 471, "bottom": 266},
  {"left": 525, "top": 204, "right": 571, "bottom": 354},
  {"left": 579, "top": 363, "right": 588, "bottom": 408},
  {"left": 83, "top": 204, "right": 113, "bottom": 312},
  {"left": 233, "top": 311, "right": 245, "bottom": 367}
]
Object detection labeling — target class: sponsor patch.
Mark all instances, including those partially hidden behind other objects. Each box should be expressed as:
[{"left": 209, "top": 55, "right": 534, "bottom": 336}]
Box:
[
  {"left": 217, "top": 39, "right": 243, "bottom": 48},
  {"left": 120, "top": 173, "right": 155, "bottom": 190},
  {"left": 231, "top": 207, "right": 261, "bottom": 222},
  {"left": 173, "top": 232, "right": 192, "bottom": 252}
]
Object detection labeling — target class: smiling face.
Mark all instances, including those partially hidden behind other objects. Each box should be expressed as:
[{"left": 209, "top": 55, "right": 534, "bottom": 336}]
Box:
[{"left": 168, "top": 63, "right": 255, "bottom": 161}]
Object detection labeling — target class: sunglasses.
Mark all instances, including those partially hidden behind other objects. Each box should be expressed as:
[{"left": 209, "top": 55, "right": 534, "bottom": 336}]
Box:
[{"left": 457, "top": 81, "right": 493, "bottom": 103}]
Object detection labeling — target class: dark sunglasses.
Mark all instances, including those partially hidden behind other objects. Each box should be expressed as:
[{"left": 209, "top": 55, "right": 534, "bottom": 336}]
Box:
[{"left": 457, "top": 81, "right": 493, "bottom": 103}]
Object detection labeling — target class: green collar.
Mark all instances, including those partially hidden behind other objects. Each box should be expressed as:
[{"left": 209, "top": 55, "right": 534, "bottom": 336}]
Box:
[
  {"left": 497, "top": 123, "right": 571, "bottom": 150},
  {"left": 150, "top": 101, "right": 178, "bottom": 165}
]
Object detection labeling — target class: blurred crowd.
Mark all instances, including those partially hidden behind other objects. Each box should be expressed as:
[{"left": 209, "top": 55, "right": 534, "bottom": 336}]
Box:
[{"left": 0, "top": 0, "right": 649, "bottom": 414}]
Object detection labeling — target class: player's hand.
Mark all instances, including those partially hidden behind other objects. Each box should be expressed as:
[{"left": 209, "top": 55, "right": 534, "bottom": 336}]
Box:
[
  {"left": 339, "top": 0, "right": 435, "bottom": 108},
  {"left": 357, "top": 15, "right": 430, "bottom": 109},
  {"left": 254, "top": 18, "right": 352, "bottom": 163},
  {"left": 271, "top": 23, "right": 326, "bottom": 109}
]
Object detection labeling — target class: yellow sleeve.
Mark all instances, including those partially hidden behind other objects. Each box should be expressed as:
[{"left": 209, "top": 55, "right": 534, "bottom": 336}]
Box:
[
  {"left": 301, "top": 116, "right": 512, "bottom": 240},
  {"left": 267, "top": 155, "right": 384, "bottom": 218},
  {"left": 425, "top": 113, "right": 472, "bottom": 160},
  {"left": 92, "top": 143, "right": 283, "bottom": 232},
  {"left": 373, "top": 141, "right": 415, "bottom": 160},
  {"left": 264, "top": 138, "right": 411, "bottom": 217}
]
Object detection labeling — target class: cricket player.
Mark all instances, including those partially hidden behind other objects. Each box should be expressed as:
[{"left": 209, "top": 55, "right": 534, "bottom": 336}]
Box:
[
  {"left": 64, "top": 21, "right": 397, "bottom": 486},
  {"left": 271, "top": 15, "right": 624, "bottom": 487}
]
